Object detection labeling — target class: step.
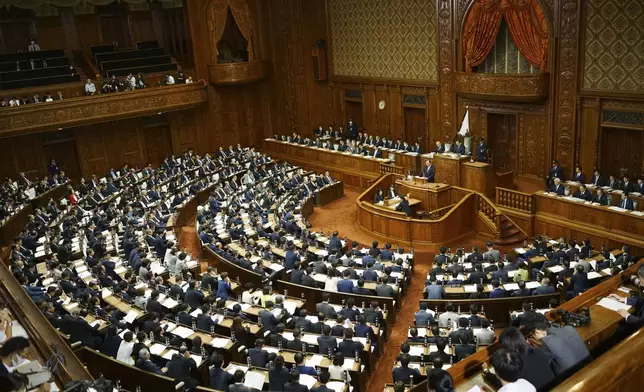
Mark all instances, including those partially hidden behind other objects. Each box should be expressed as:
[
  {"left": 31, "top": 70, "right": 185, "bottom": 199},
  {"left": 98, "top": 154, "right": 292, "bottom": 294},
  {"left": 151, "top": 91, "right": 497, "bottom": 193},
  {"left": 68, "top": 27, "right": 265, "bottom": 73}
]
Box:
[{"left": 495, "top": 232, "right": 527, "bottom": 246}]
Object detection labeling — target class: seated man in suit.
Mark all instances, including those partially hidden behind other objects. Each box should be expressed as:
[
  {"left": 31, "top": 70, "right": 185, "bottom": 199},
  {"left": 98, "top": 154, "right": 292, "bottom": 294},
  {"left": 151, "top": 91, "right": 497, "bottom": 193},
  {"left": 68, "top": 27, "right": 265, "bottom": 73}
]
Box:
[
  {"left": 489, "top": 280, "right": 506, "bottom": 298},
  {"left": 573, "top": 184, "right": 592, "bottom": 201},
  {"left": 449, "top": 318, "right": 474, "bottom": 344},
  {"left": 392, "top": 354, "right": 421, "bottom": 384},
  {"left": 396, "top": 194, "right": 412, "bottom": 217},
  {"left": 637, "top": 178, "right": 644, "bottom": 194},
  {"left": 435, "top": 141, "right": 445, "bottom": 153},
  {"left": 593, "top": 188, "right": 609, "bottom": 205},
  {"left": 550, "top": 178, "right": 565, "bottom": 195},
  {"left": 608, "top": 175, "right": 620, "bottom": 190},
  {"left": 317, "top": 325, "right": 338, "bottom": 355},
  {"left": 387, "top": 184, "right": 397, "bottom": 199},
  {"left": 423, "top": 160, "right": 436, "bottom": 182},
  {"left": 622, "top": 176, "right": 636, "bottom": 193},
  {"left": 590, "top": 169, "right": 605, "bottom": 187},
  {"left": 619, "top": 192, "right": 635, "bottom": 210},
  {"left": 573, "top": 166, "right": 586, "bottom": 183},
  {"left": 453, "top": 139, "right": 465, "bottom": 155}
]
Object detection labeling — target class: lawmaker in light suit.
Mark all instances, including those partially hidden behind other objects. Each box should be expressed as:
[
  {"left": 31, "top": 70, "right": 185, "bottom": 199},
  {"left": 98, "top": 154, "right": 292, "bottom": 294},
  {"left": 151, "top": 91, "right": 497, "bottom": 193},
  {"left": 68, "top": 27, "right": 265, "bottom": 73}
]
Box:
[{"left": 423, "top": 160, "right": 435, "bottom": 183}]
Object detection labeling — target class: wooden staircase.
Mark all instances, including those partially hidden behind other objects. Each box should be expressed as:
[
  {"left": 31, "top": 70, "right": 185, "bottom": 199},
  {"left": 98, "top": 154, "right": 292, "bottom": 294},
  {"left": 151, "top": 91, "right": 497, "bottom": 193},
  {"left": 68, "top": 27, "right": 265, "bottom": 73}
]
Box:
[{"left": 495, "top": 214, "right": 527, "bottom": 245}]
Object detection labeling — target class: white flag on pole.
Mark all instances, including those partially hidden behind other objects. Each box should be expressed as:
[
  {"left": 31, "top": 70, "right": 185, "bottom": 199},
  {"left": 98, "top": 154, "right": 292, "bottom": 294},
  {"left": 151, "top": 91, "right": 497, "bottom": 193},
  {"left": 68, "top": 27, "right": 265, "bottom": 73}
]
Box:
[{"left": 458, "top": 109, "right": 469, "bottom": 136}]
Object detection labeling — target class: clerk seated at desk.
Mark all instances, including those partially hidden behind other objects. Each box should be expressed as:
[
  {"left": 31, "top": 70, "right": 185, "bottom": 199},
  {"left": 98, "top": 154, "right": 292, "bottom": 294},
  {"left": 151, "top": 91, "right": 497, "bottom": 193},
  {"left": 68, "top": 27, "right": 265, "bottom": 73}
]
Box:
[
  {"left": 573, "top": 166, "right": 586, "bottom": 183},
  {"left": 387, "top": 184, "right": 397, "bottom": 199},
  {"left": 396, "top": 194, "right": 412, "bottom": 216},
  {"left": 550, "top": 178, "right": 565, "bottom": 195},
  {"left": 619, "top": 192, "right": 635, "bottom": 210},
  {"left": 453, "top": 139, "right": 465, "bottom": 155},
  {"left": 423, "top": 160, "right": 435, "bottom": 183},
  {"left": 374, "top": 188, "right": 385, "bottom": 203},
  {"left": 370, "top": 147, "right": 382, "bottom": 158},
  {"left": 573, "top": 184, "right": 592, "bottom": 201},
  {"left": 593, "top": 188, "right": 609, "bottom": 205},
  {"left": 435, "top": 141, "right": 445, "bottom": 153}
]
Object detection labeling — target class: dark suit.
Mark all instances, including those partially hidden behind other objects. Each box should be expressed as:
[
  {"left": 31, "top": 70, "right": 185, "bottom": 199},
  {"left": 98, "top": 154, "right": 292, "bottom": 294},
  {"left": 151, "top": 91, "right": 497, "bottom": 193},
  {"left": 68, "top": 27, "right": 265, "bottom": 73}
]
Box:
[
  {"left": 392, "top": 366, "right": 421, "bottom": 384},
  {"left": 210, "top": 368, "right": 233, "bottom": 391},
  {"left": 549, "top": 165, "right": 564, "bottom": 183},
  {"left": 317, "top": 335, "right": 338, "bottom": 355},
  {"left": 248, "top": 348, "right": 269, "bottom": 367},
  {"left": 619, "top": 198, "right": 635, "bottom": 210},
  {"left": 573, "top": 172, "right": 586, "bottom": 183},
  {"left": 590, "top": 175, "right": 605, "bottom": 187},
  {"left": 338, "top": 339, "right": 364, "bottom": 357},
  {"left": 550, "top": 184, "right": 565, "bottom": 195},
  {"left": 423, "top": 165, "right": 435, "bottom": 182},
  {"left": 593, "top": 194, "right": 609, "bottom": 205}
]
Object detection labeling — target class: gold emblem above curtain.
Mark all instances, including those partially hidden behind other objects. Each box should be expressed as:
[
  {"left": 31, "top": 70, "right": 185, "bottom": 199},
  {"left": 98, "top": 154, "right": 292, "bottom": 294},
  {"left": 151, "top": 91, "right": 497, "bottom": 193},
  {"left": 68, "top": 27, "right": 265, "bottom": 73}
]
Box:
[{"left": 207, "top": 0, "right": 254, "bottom": 61}]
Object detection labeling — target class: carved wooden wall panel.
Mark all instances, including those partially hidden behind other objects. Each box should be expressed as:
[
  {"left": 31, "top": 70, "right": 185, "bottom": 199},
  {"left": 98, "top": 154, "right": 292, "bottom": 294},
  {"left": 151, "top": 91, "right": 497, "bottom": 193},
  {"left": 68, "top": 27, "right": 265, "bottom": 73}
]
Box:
[
  {"left": 519, "top": 113, "right": 547, "bottom": 178},
  {"left": 35, "top": 16, "right": 67, "bottom": 50},
  {"left": 553, "top": 0, "right": 580, "bottom": 176},
  {"left": 438, "top": 0, "right": 454, "bottom": 140}
]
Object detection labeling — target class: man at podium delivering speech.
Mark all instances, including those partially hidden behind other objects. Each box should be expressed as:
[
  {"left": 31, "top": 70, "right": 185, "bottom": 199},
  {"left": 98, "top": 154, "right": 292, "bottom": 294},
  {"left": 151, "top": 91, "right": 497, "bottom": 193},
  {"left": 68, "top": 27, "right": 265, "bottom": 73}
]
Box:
[{"left": 423, "top": 160, "right": 436, "bottom": 183}]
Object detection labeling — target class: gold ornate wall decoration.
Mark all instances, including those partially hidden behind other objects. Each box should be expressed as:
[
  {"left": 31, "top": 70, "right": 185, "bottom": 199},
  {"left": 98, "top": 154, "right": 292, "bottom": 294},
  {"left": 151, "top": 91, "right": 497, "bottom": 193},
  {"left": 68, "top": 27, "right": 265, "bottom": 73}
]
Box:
[
  {"left": 583, "top": 0, "right": 644, "bottom": 92},
  {"left": 328, "top": 0, "right": 438, "bottom": 81}
]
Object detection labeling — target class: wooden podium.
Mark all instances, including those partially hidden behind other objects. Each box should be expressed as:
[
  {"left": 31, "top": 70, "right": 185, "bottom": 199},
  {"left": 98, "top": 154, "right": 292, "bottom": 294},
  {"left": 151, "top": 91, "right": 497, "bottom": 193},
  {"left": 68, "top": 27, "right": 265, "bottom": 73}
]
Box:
[{"left": 431, "top": 153, "right": 497, "bottom": 197}]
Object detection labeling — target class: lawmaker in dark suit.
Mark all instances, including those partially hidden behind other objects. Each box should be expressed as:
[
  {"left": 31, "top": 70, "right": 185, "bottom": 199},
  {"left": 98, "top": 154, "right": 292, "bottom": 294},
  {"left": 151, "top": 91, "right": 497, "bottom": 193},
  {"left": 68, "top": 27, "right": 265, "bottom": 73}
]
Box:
[
  {"left": 622, "top": 176, "right": 636, "bottom": 193},
  {"left": 607, "top": 175, "right": 620, "bottom": 190},
  {"left": 453, "top": 140, "right": 465, "bottom": 155},
  {"left": 392, "top": 354, "right": 421, "bottom": 384},
  {"left": 397, "top": 195, "right": 412, "bottom": 216},
  {"left": 374, "top": 188, "right": 385, "bottom": 203},
  {"left": 317, "top": 325, "right": 338, "bottom": 355},
  {"left": 619, "top": 192, "right": 635, "bottom": 210},
  {"left": 476, "top": 138, "right": 487, "bottom": 162},
  {"left": 423, "top": 160, "right": 435, "bottom": 182},
  {"left": 590, "top": 170, "right": 605, "bottom": 187},
  {"left": 435, "top": 141, "right": 445, "bottom": 153},
  {"left": 347, "top": 119, "right": 358, "bottom": 140},
  {"left": 210, "top": 354, "right": 233, "bottom": 391},
  {"left": 573, "top": 167, "right": 586, "bottom": 183},
  {"left": 549, "top": 160, "right": 565, "bottom": 184},
  {"left": 593, "top": 189, "right": 609, "bottom": 205},
  {"left": 573, "top": 185, "right": 592, "bottom": 201}
]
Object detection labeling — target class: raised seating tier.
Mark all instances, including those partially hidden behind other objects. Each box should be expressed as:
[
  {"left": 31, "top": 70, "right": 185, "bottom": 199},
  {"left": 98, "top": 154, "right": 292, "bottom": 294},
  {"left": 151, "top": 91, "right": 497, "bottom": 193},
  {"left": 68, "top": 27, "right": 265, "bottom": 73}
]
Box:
[
  {"left": 0, "top": 49, "right": 65, "bottom": 63},
  {"left": 0, "top": 56, "right": 70, "bottom": 73},
  {"left": 0, "top": 73, "right": 80, "bottom": 90}
]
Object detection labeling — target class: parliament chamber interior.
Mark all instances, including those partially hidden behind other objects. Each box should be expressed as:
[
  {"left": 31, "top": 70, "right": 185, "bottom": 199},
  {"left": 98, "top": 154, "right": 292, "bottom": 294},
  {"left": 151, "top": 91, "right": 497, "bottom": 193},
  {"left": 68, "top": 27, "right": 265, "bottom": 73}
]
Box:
[{"left": 1, "top": 0, "right": 643, "bottom": 391}]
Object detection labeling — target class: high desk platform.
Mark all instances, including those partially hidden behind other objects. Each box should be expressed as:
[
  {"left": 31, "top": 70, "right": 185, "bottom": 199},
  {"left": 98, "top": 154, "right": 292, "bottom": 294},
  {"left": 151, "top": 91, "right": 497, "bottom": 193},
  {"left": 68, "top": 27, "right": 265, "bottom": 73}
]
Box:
[{"left": 425, "top": 153, "right": 509, "bottom": 198}]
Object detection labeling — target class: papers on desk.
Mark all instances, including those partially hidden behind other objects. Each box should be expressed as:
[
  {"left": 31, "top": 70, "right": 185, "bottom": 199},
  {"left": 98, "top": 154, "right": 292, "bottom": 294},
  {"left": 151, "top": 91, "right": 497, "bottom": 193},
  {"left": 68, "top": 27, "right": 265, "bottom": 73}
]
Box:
[
  {"left": 162, "top": 297, "right": 179, "bottom": 309},
  {"left": 302, "top": 333, "right": 319, "bottom": 345},
  {"left": 597, "top": 297, "right": 631, "bottom": 312},
  {"left": 225, "top": 364, "right": 248, "bottom": 375},
  {"left": 514, "top": 248, "right": 527, "bottom": 254},
  {"left": 192, "top": 354, "right": 203, "bottom": 367},
  {"left": 305, "top": 354, "right": 325, "bottom": 367},
  {"left": 525, "top": 281, "right": 541, "bottom": 289},
  {"left": 408, "top": 345, "right": 424, "bottom": 356},
  {"left": 209, "top": 337, "right": 231, "bottom": 348},
  {"left": 284, "top": 300, "right": 298, "bottom": 315},
  {"left": 631, "top": 211, "right": 644, "bottom": 216},
  {"left": 618, "top": 286, "right": 631, "bottom": 293},
  {"left": 244, "top": 371, "right": 265, "bottom": 390},
  {"left": 465, "top": 386, "right": 482, "bottom": 392},
  {"left": 101, "top": 288, "right": 112, "bottom": 299},
  {"left": 172, "top": 326, "right": 194, "bottom": 339},
  {"left": 149, "top": 343, "right": 166, "bottom": 356},
  {"left": 190, "top": 308, "right": 203, "bottom": 318},
  {"left": 264, "top": 346, "right": 280, "bottom": 354},
  {"left": 327, "top": 381, "right": 347, "bottom": 392},
  {"left": 587, "top": 271, "right": 603, "bottom": 280},
  {"left": 162, "top": 349, "right": 178, "bottom": 360},
  {"left": 300, "top": 374, "right": 318, "bottom": 390},
  {"left": 608, "top": 206, "right": 627, "bottom": 212},
  {"left": 549, "top": 265, "right": 564, "bottom": 273},
  {"left": 503, "top": 283, "right": 520, "bottom": 291},
  {"left": 123, "top": 310, "right": 138, "bottom": 324},
  {"left": 15, "top": 360, "right": 51, "bottom": 389},
  {"left": 463, "top": 285, "right": 478, "bottom": 293}
]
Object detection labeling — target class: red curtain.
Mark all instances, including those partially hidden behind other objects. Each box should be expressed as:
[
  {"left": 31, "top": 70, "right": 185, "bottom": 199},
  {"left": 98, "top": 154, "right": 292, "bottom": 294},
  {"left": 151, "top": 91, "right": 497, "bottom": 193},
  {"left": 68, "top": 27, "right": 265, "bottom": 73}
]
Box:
[
  {"left": 462, "top": 0, "right": 549, "bottom": 71},
  {"left": 462, "top": 0, "right": 503, "bottom": 71}
]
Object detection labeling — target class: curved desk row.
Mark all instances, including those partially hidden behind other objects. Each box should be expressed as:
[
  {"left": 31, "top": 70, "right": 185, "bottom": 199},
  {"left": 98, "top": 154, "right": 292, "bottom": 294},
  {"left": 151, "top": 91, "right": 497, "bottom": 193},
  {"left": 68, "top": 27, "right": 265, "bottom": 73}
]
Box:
[
  {"left": 356, "top": 174, "right": 502, "bottom": 248},
  {"left": 401, "top": 259, "right": 644, "bottom": 392}
]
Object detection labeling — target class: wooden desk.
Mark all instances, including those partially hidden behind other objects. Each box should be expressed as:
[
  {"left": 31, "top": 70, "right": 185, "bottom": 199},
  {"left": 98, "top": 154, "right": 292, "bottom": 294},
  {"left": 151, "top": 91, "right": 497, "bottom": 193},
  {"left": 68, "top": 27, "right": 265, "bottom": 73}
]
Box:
[
  {"left": 263, "top": 139, "right": 389, "bottom": 188},
  {"left": 432, "top": 154, "right": 470, "bottom": 188},
  {"left": 534, "top": 191, "right": 644, "bottom": 253},
  {"left": 565, "top": 181, "right": 644, "bottom": 211},
  {"left": 396, "top": 180, "right": 452, "bottom": 210},
  {"left": 0, "top": 204, "right": 32, "bottom": 247},
  {"left": 315, "top": 181, "right": 345, "bottom": 206}
]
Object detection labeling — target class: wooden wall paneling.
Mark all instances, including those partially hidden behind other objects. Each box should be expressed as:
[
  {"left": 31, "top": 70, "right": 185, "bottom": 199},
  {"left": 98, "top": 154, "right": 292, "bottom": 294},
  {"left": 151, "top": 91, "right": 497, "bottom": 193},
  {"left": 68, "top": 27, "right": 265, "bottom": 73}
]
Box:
[
  {"left": 75, "top": 14, "right": 101, "bottom": 50},
  {"left": 41, "top": 140, "right": 81, "bottom": 181},
  {"left": 170, "top": 110, "right": 198, "bottom": 154},
  {"left": 1, "top": 21, "right": 35, "bottom": 53},
  {"left": 331, "top": 84, "right": 344, "bottom": 128},
  {"left": 388, "top": 86, "right": 402, "bottom": 141},
  {"left": 299, "top": 0, "right": 333, "bottom": 132},
  {"left": 427, "top": 91, "right": 439, "bottom": 150},
  {"left": 0, "top": 138, "right": 16, "bottom": 179},
  {"left": 184, "top": 0, "right": 209, "bottom": 79},
  {"left": 142, "top": 124, "right": 173, "bottom": 169},
  {"left": 149, "top": 2, "right": 166, "bottom": 49},
  {"left": 437, "top": 0, "right": 455, "bottom": 140},
  {"left": 59, "top": 7, "right": 79, "bottom": 51},
  {"left": 363, "top": 85, "right": 376, "bottom": 134},
  {"left": 128, "top": 11, "right": 156, "bottom": 45},
  {"left": 578, "top": 98, "right": 601, "bottom": 174},
  {"left": 11, "top": 134, "right": 45, "bottom": 179},
  {"left": 374, "top": 85, "right": 389, "bottom": 137},
  {"left": 35, "top": 17, "right": 66, "bottom": 51},
  {"left": 553, "top": 0, "right": 581, "bottom": 178},
  {"left": 520, "top": 113, "right": 547, "bottom": 178},
  {"left": 99, "top": 15, "right": 131, "bottom": 48},
  {"left": 74, "top": 127, "right": 108, "bottom": 177}
]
